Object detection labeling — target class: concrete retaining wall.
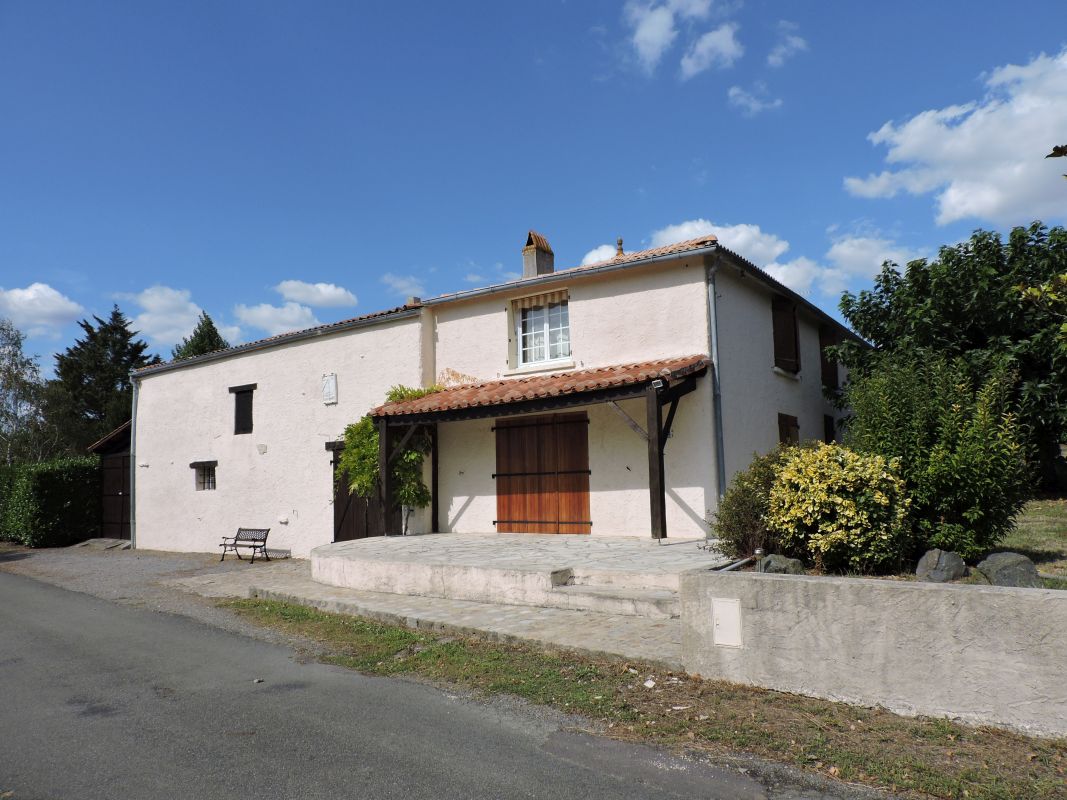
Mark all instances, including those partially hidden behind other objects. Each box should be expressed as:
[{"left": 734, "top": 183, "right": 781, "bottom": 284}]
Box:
[{"left": 679, "top": 571, "right": 1067, "bottom": 738}]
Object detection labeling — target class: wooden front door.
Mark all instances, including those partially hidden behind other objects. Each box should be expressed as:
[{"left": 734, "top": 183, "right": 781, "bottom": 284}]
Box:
[
  {"left": 495, "top": 412, "right": 591, "bottom": 534},
  {"left": 101, "top": 453, "right": 131, "bottom": 540},
  {"left": 331, "top": 454, "right": 399, "bottom": 541}
]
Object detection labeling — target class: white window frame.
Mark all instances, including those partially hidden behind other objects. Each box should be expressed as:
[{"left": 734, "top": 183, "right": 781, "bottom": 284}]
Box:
[{"left": 515, "top": 299, "right": 571, "bottom": 367}]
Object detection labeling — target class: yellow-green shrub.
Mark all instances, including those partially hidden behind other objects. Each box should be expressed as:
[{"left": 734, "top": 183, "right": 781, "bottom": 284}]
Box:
[{"left": 767, "top": 443, "right": 911, "bottom": 573}]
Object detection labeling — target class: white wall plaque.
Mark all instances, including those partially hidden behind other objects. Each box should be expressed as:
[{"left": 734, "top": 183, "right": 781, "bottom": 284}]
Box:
[
  {"left": 322, "top": 373, "right": 338, "bottom": 405},
  {"left": 711, "top": 597, "right": 742, "bottom": 648}
]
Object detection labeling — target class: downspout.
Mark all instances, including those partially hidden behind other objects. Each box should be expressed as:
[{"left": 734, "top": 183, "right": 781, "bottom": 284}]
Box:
[
  {"left": 704, "top": 253, "right": 727, "bottom": 500},
  {"left": 129, "top": 376, "right": 139, "bottom": 549}
]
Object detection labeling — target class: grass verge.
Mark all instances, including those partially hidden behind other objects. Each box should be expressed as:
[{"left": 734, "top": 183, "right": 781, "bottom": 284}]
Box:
[
  {"left": 1000, "top": 499, "right": 1067, "bottom": 581},
  {"left": 223, "top": 598, "right": 1066, "bottom": 800}
]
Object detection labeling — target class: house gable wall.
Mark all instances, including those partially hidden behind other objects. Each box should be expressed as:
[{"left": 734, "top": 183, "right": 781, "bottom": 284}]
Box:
[
  {"left": 715, "top": 267, "right": 840, "bottom": 483},
  {"left": 134, "top": 317, "right": 423, "bottom": 557}
]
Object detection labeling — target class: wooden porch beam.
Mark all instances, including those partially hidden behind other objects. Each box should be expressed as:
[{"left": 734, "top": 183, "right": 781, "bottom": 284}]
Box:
[
  {"left": 430, "top": 423, "right": 440, "bottom": 533},
  {"left": 608, "top": 400, "right": 648, "bottom": 440}
]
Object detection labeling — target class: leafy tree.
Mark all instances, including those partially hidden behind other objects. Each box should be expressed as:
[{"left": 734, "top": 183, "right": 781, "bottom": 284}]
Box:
[
  {"left": 842, "top": 351, "right": 1030, "bottom": 559},
  {"left": 43, "top": 306, "right": 159, "bottom": 453},
  {"left": 336, "top": 385, "right": 441, "bottom": 534},
  {"left": 0, "top": 319, "right": 56, "bottom": 465},
  {"left": 834, "top": 222, "right": 1067, "bottom": 487},
  {"left": 171, "top": 312, "right": 231, "bottom": 361}
]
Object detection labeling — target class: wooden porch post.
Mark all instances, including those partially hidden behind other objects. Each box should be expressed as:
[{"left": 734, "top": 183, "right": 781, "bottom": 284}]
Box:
[
  {"left": 377, "top": 418, "right": 394, "bottom": 534},
  {"left": 645, "top": 384, "right": 667, "bottom": 540},
  {"left": 430, "top": 423, "right": 440, "bottom": 533}
]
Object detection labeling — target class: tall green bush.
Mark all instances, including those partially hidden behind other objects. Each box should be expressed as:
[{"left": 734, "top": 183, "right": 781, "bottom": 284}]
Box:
[
  {"left": 0, "top": 456, "right": 100, "bottom": 547},
  {"left": 0, "top": 464, "right": 17, "bottom": 541},
  {"left": 843, "top": 352, "right": 1030, "bottom": 559}
]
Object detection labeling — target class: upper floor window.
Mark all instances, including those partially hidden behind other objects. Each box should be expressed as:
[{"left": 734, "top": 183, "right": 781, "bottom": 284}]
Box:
[
  {"left": 229, "top": 383, "right": 257, "bottom": 435},
  {"left": 514, "top": 291, "right": 571, "bottom": 366},
  {"left": 772, "top": 296, "right": 800, "bottom": 374}
]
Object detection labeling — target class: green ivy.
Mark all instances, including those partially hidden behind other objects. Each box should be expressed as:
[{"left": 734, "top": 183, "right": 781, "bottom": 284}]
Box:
[{"left": 336, "top": 385, "right": 441, "bottom": 533}]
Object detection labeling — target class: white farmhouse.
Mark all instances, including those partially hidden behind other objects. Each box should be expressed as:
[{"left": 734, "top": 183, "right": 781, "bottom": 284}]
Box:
[{"left": 131, "top": 232, "right": 851, "bottom": 557}]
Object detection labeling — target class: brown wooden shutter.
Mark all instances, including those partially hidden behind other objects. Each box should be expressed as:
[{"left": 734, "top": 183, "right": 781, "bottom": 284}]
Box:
[
  {"left": 819, "top": 327, "right": 839, "bottom": 389},
  {"left": 772, "top": 297, "right": 800, "bottom": 373},
  {"left": 778, "top": 413, "right": 800, "bottom": 445}
]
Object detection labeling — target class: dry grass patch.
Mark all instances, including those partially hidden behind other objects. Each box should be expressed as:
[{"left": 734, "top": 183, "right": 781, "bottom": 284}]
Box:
[{"left": 223, "top": 598, "right": 1067, "bottom": 800}]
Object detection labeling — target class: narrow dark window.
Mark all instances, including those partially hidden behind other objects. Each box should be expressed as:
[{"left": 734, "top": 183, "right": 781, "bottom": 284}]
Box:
[
  {"left": 778, "top": 413, "right": 800, "bottom": 445},
  {"left": 819, "top": 326, "right": 839, "bottom": 390},
  {"left": 772, "top": 297, "right": 800, "bottom": 373},
  {"left": 823, "top": 414, "right": 836, "bottom": 444},
  {"left": 229, "top": 383, "right": 257, "bottom": 435},
  {"left": 190, "top": 460, "right": 218, "bottom": 491}
]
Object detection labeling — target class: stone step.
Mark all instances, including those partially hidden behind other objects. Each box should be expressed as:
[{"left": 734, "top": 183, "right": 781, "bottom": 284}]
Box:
[{"left": 548, "top": 584, "right": 679, "bottom": 619}]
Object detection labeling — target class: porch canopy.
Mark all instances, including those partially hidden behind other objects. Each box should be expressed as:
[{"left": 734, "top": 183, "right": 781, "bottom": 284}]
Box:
[{"left": 368, "top": 354, "right": 709, "bottom": 539}]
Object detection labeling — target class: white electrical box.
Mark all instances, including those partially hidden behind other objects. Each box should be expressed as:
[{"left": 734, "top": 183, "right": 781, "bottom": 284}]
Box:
[
  {"left": 322, "top": 373, "right": 338, "bottom": 405},
  {"left": 711, "top": 597, "right": 742, "bottom": 648}
]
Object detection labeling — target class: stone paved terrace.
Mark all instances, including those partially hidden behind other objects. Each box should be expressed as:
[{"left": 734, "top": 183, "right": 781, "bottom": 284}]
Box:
[
  {"left": 310, "top": 533, "right": 731, "bottom": 620},
  {"left": 313, "top": 533, "right": 730, "bottom": 589}
]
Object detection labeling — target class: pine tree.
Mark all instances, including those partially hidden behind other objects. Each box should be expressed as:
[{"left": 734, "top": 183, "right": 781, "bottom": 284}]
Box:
[
  {"left": 171, "top": 312, "right": 231, "bottom": 361},
  {"left": 43, "top": 306, "right": 160, "bottom": 453}
]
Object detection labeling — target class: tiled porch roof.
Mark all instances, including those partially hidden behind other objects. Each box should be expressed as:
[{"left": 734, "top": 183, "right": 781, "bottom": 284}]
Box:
[{"left": 370, "top": 354, "right": 709, "bottom": 419}]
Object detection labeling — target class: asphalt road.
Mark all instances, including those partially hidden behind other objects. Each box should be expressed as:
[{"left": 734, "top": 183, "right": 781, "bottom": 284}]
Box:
[{"left": 0, "top": 570, "right": 787, "bottom": 800}]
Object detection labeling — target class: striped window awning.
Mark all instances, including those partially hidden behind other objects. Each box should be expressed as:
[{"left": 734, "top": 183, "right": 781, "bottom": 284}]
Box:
[{"left": 514, "top": 289, "right": 568, "bottom": 310}]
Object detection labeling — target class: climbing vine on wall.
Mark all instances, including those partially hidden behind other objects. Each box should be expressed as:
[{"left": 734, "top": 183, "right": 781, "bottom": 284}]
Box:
[{"left": 336, "top": 385, "right": 440, "bottom": 533}]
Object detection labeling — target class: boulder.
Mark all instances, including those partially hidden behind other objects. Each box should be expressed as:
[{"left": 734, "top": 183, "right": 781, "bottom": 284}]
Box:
[
  {"left": 976, "top": 552, "right": 1042, "bottom": 588},
  {"left": 915, "top": 549, "right": 967, "bottom": 583},
  {"left": 758, "top": 554, "right": 805, "bottom": 575}
]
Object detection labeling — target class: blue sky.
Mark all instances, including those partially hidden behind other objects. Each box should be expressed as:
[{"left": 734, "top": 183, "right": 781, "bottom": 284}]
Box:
[{"left": 2, "top": 1, "right": 1065, "bottom": 369}]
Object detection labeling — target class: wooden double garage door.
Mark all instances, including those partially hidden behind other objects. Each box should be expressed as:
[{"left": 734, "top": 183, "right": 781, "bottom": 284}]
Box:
[{"left": 495, "top": 413, "right": 591, "bottom": 534}]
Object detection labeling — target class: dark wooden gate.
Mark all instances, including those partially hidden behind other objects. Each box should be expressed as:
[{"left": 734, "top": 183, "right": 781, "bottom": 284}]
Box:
[
  {"left": 494, "top": 412, "right": 591, "bottom": 534},
  {"left": 101, "top": 453, "right": 131, "bottom": 540},
  {"left": 330, "top": 450, "right": 399, "bottom": 541}
]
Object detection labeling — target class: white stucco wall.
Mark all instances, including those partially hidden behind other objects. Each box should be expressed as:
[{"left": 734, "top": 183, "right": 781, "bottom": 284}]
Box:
[
  {"left": 715, "top": 268, "right": 840, "bottom": 482},
  {"left": 134, "top": 316, "right": 423, "bottom": 557},
  {"left": 430, "top": 260, "right": 710, "bottom": 383}
]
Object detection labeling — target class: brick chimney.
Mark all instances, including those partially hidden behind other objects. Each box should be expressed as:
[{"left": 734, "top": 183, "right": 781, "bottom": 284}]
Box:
[{"left": 522, "top": 231, "right": 554, "bottom": 278}]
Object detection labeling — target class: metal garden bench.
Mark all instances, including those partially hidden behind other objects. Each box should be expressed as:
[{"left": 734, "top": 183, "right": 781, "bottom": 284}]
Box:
[{"left": 219, "top": 528, "right": 271, "bottom": 563}]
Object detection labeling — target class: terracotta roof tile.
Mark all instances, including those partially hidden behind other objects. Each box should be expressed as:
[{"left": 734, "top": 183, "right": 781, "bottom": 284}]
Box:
[
  {"left": 559, "top": 235, "right": 717, "bottom": 274},
  {"left": 371, "top": 354, "right": 709, "bottom": 418}
]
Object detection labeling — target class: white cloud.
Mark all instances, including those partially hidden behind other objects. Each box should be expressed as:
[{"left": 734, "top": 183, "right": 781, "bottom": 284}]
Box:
[
  {"left": 767, "top": 21, "right": 807, "bottom": 68},
  {"left": 680, "top": 23, "right": 743, "bottom": 78},
  {"left": 763, "top": 257, "right": 826, "bottom": 295},
  {"left": 648, "top": 217, "right": 927, "bottom": 297},
  {"left": 581, "top": 244, "right": 619, "bottom": 265},
  {"left": 380, "top": 273, "right": 426, "bottom": 299},
  {"left": 463, "top": 273, "right": 484, "bottom": 284},
  {"left": 624, "top": 0, "right": 713, "bottom": 73},
  {"left": 234, "top": 302, "right": 319, "bottom": 336},
  {"left": 727, "top": 84, "right": 782, "bottom": 115},
  {"left": 0, "top": 283, "right": 84, "bottom": 338},
  {"left": 125, "top": 285, "right": 204, "bottom": 347},
  {"left": 845, "top": 48, "right": 1067, "bottom": 226},
  {"left": 626, "top": 3, "right": 677, "bottom": 72},
  {"left": 650, "top": 219, "right": 790, "bottom": 264},
  {"left": 274, "top": 280, "right": 357, "bottom": 307}
]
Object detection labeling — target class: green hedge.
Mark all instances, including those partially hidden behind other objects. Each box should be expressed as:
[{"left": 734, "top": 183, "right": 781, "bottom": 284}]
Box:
[{"left": 0, "top": 457, "right": 101, "bottom": 547}]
